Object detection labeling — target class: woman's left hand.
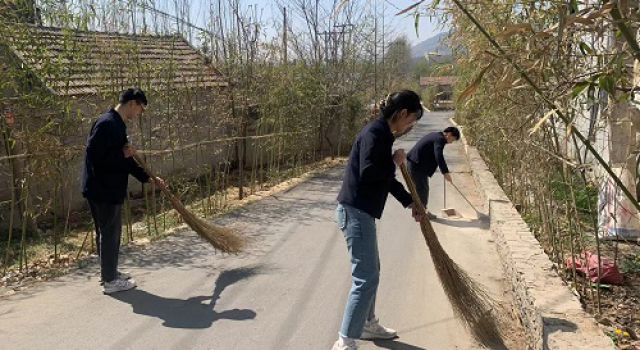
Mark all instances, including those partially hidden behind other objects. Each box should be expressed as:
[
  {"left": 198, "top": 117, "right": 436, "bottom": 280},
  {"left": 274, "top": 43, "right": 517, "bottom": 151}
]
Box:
[{"left": 393, "top": 149, "right": 406, "bottom": 166}]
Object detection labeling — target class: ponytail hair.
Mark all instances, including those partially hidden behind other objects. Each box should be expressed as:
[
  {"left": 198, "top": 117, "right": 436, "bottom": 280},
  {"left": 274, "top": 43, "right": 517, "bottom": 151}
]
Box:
[{"left": 378, "top": 90, "right": 423, "bottom": 121}]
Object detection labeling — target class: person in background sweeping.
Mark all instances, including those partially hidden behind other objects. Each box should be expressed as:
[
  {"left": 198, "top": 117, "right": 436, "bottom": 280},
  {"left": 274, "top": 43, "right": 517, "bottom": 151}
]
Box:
[
  {"left": 333, "top": 90, "right": 425, "bottom": 350},
  {"left": 82, "top": 88, "right": 165, "bottom": 295},
  {"left": 406, "top": 126, "right": 460, "bottom": 219}
]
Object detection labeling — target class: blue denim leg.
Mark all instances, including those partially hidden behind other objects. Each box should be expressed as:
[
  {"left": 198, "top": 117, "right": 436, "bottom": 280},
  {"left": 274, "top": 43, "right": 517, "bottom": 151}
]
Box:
[{"left": 336, "top": 203, "right": 380, "bottom": 338}]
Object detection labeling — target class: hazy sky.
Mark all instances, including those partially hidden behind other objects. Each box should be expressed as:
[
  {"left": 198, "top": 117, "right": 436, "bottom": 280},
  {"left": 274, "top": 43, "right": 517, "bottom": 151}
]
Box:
[
  {"left": 184, "top": 0, "right": 446, "bottom": 46},
  {"left": 375, "top": 0, "right": 446, "bottom": 44}
]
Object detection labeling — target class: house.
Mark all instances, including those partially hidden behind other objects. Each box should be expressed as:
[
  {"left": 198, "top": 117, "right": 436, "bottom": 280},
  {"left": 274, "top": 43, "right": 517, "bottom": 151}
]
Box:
[
  {"left": 568, "top": 24, "right": 640, "bottom": 240},
  {"left": 0, "top": 22, "right": 231, "bottom": 216},
  {"left": 419, "top": 76, "right": 457, "bottom": 110}
]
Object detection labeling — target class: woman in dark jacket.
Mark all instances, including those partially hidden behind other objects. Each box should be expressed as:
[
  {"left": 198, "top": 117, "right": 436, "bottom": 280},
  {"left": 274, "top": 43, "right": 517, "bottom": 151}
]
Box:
[{"left": 332, "top": 90, "right": 424, "bottom": 350}]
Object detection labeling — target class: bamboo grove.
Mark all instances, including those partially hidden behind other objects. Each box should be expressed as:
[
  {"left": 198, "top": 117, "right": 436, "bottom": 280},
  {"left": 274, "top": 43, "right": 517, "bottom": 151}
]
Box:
[
  {"left": 0, "top": 0, "right": 415, "bottom": 280},
  {"left": 422, "top": 0, "right": 640, "bottom": 343}
]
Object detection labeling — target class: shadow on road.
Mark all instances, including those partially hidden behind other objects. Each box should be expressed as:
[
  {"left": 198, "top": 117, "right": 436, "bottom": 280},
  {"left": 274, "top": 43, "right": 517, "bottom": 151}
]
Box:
[
  {"left": 373, "top": 339, "right": 427, "bottom": 350},
  {"left": 110, "top": 266, "right": 262, "bottom": 328},
  {"left": 543, "top": 317, "right": 578, "bottom": 347},
  {"left": 431, "top": 217, "right": 489, "bottom": 229}
]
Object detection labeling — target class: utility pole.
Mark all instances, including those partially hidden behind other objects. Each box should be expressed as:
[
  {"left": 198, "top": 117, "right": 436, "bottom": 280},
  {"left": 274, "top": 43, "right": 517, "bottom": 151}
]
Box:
[
  {"left": 334, "top": 23, "right": 353, "bottom": 63},
  {"left": 318, "top": 25, "right": 352, "bottom": 65},
  {"left": 374, "top": 0, "right": 378, "bottom": 97},
  {"left": 283, "top": 6, "right": 288, "bottom": 64},
  {"left": 381, "top": 1, "right": 386, "bottom": 90}
]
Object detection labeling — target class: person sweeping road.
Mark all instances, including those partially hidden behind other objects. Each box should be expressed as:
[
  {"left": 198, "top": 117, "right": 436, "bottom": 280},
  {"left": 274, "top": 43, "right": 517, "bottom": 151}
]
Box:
[
  {"left": 332, "top": 90, "right": 425, "bottom": 350},
  {"left": 82, "top": 88, "right": 166, "bottom": 295},
  {"left": 406, "top": 127, "right": 460, "bottom": 219}
]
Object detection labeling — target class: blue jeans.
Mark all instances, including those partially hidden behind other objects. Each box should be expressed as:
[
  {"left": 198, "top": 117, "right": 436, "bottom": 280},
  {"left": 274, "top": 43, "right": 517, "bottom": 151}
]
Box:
[{"left": 336, "top": 203, "right": 379, "bottom": 338}]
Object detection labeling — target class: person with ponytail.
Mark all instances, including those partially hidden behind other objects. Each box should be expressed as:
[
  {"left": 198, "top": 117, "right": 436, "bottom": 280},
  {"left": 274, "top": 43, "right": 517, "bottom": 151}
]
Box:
[{"left": 332, "top": 90, "right": 424, "bottom": 350}]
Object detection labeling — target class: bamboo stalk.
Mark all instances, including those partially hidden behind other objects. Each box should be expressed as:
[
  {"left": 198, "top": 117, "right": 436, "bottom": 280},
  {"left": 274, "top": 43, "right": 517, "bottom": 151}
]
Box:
[{"left": 18, "top": 175, "right": 29, "bottom": 272}]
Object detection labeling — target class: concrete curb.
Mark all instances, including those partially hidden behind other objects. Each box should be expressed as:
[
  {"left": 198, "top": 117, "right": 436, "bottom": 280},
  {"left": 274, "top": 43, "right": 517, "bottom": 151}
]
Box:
[{"left": 451, "top": 119, "right": 615, "bottom": 350}]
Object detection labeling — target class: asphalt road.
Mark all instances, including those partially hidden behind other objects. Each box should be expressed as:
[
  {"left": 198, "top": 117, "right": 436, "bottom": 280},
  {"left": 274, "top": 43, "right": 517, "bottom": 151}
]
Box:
[{"left": 0, "top": 111, "right": 518, "bottom": 350}]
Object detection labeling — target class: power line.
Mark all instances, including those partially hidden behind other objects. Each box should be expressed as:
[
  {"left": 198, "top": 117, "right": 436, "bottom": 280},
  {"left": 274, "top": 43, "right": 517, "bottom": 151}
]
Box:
[
  {"left": 118, "top": 0, "right": 224, "bottom": 41},
  {"left": 382, "top": 0, "right": 402, "bottom": 12}
]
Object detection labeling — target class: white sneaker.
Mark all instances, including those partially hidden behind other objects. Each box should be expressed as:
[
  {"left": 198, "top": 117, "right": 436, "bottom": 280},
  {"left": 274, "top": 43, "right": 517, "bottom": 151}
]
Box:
[
  {"left": 99, "top": 271, "right": 131, "bottom": 285},
  {"left": 332, "top": 337, "right": 357, "bottom": 350},
  {"left": 360, "top": 318, "right": 397, "bottom": 340},
  {"left": 103, "top": 278, "right": 137, "bottom": 294}
]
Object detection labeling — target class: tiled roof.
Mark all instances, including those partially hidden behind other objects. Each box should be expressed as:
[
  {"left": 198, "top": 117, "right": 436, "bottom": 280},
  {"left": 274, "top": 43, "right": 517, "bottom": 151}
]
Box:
[
  {"left": 419, "top": 76, "right": 457, "bottom": 87},
  {"left": 4, "top": 25, "right": 227, "bottom": 96}
]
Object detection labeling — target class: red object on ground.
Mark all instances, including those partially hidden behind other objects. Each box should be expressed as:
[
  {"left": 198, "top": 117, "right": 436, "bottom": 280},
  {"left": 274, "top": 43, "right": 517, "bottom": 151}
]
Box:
[{"left": 565, "top": 252, "right": 624, "bottom": 285}]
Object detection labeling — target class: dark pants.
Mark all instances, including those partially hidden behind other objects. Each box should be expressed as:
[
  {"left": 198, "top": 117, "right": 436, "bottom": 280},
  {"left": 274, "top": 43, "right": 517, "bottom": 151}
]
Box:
[
  {"left": 408, "top": 161, "right": 430, "bottom": 208},
  {"left": 88, "top": 200, "right": 122, "bottom": 283}
]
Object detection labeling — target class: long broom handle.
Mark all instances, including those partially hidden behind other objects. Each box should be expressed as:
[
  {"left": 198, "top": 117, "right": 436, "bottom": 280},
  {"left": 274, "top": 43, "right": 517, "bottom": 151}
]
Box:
[
  {"left": 443, "top": 176, "right": 447, "bottom": 208},
  {"left": 449, "top": 181, "right": 482, "bottom": 213}
]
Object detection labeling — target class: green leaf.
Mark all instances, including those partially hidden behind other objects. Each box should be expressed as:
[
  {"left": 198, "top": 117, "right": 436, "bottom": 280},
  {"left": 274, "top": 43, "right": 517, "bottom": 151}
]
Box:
[
  {"left": 572, "top": 81, "right": 591, "bottom": 98},
  {"left": 570, "top": 0, "right": 579, "bottom": 13},
  {"left": 598, "top": 75, "right": 616, "bottom": 95},
  {"left": 414, "top": 12, "right": 420, "bottom": 37},
  {"left": 616, "top": 91, "right": 631, "bottom": 102},
  {"left": 578, "top": 42, "right": 594, "bottom": 55}
]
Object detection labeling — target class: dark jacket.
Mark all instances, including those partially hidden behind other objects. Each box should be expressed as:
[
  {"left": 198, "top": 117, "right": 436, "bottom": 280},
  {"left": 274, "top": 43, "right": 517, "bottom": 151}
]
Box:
[
  {"left": 82, "top": 109, "right": 149, "bottom": 204},
  {"left": 337, "top": 117, "right": 413, "bottom": 219},
  {"left": 407, "top": 132, "right": 449, "bottom": 177}
]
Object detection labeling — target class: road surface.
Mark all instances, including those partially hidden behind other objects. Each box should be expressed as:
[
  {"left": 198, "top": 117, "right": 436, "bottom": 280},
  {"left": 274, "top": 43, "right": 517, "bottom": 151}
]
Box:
[{"left": 0, "top": 111, "right": 520, "bottom": 350}]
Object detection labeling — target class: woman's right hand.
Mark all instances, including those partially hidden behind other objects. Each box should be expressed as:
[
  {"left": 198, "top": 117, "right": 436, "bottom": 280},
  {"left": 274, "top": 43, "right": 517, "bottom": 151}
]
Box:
[
  {"left": 393, "top": 149, "right": 406, "bottom": 166},
  {"left": 410, "top": 202, "right": 425, "bottom": 222}
]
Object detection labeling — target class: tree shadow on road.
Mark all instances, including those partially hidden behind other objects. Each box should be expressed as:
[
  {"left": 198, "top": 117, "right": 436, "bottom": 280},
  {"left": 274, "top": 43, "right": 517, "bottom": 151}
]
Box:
[
  {"left": 372, "top": 339, "right": 427, "bottom": 350},
  {"left": 110, "top": 266, "right": 262, "bottom": 329}
]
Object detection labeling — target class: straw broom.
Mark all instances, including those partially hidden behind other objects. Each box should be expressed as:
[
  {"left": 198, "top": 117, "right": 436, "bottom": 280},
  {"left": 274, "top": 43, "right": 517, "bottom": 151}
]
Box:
[
  {"left": 133, "top": 153, "right": 245, "bottom": 253},
  {"left": 399, "top": 163, "right": 506, "bottom": 349}
]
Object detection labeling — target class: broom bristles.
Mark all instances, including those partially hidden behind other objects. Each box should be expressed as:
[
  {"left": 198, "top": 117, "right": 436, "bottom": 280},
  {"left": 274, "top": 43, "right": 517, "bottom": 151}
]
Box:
[
  {"left": 133, "top": 154, "right": 245, "bottom": 253},
  {"left": 164, "top": 188, "right": 245, "bottom": 253},
  {"left": 400, "top": 164, "right": 506, "bottom": 349}
]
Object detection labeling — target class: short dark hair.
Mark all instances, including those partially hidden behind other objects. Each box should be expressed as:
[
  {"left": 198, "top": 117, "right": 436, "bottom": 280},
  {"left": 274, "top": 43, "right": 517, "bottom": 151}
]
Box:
[
  {"left": 444, "top": 126, "right": 460, "bottom": 139},
  {"left": 378, "top": 90, "right": 423, "bottom": 121},
  {"left": 119, "top": 88, "right": 148, "bottom": 106}
]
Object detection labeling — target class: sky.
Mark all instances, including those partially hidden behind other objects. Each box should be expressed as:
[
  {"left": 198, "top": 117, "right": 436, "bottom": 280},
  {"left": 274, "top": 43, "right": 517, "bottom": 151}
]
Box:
[
  {"left": 184, "top": 0, "right": 446, "bottom": 46},
  {"left": 373, "top": 0, "right": 446, "bottom": 44}
]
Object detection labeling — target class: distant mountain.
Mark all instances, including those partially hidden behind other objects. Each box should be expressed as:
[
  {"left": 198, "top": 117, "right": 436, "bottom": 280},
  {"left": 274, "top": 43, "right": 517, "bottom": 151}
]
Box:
[{"left": 411, "top": 32, "right": 452, "bottom": 61}]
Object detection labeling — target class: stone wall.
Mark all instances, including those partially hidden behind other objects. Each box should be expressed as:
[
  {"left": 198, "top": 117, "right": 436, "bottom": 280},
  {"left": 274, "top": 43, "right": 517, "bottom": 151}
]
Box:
[{"left": 457, "top": 122, "right": 615, "bottom": 349}]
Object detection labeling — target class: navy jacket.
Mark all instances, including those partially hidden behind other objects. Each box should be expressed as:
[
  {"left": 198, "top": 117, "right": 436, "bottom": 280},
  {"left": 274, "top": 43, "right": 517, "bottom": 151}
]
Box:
[
  {"left": 337, "top": 117, "right": 413, "bottom": 219},
  {"left": 82, "top": 109, "right": 150, "bottom": 205},
  {"left": 407, "top": 132, "right": 449, "bottom": 177}
]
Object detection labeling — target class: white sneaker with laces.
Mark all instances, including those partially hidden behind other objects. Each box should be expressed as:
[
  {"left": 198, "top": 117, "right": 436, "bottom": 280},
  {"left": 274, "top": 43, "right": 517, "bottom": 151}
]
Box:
[
  {"left": 360, "top": 318, "right": 397, "bottom": 340},
  {"left": 99, "top": 271, "right": 132, "bottom": 285},
  {"left": 103, "top": 278, "right": 137, "bottom": 294},
  {"left": 331, "top": 337, "right": 357, "bottom": 350}
]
